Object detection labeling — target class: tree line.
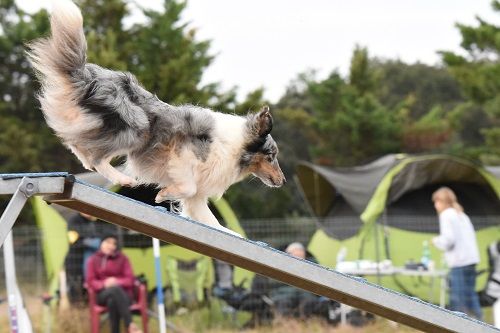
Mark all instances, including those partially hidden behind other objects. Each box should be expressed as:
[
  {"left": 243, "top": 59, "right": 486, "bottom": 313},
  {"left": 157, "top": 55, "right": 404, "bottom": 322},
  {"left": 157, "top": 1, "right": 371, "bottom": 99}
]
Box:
[{"left": 0, "top": 0, "right": 498, "bottom": 220}]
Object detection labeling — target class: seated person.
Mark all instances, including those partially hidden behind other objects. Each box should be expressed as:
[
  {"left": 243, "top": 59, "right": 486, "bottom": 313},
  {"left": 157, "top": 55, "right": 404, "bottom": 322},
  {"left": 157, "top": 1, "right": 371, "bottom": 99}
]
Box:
[
  {"left": 268, "top": 242, "right": 324, "bottom": 318},
  {"left": 85, "top": 235, "right": 142, "bottom": 333},
  {"left": 239, "top": 242, "right": 339, "bottom": 327},
  {"left": 65, "top": 212, "right": 116, "bottom": 303}
]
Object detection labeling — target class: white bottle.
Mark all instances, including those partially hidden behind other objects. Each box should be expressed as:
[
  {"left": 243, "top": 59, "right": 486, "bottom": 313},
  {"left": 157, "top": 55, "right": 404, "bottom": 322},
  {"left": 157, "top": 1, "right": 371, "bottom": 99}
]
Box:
[
  {"left": 336, "top": 247, "right": 347, "bottom": 265},
  {"left": 421, "top": 240, "right": 431, "bottom": 269}
]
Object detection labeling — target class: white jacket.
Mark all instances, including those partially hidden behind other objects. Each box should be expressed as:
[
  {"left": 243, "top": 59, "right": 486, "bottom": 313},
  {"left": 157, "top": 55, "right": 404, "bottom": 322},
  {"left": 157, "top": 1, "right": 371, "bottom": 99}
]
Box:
[{"left": 432, "top": 207, "right": 480, "bottom": 268}]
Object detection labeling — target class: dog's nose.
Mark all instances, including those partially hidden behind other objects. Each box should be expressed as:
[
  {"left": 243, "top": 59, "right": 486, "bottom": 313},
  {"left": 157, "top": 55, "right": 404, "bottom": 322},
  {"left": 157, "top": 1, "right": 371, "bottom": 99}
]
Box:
[{"left": 274, "top": 176, "right": 285, "bottom": 187}]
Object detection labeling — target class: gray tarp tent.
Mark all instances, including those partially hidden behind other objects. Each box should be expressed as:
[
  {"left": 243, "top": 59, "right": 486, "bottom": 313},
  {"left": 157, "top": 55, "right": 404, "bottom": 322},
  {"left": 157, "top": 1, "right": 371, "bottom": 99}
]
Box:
[
  {"left": 295, "top": 154, "right": 500, "bottom": 301},
  {"left": 296, "top": 154, "right": 500, "bottom": 240}
]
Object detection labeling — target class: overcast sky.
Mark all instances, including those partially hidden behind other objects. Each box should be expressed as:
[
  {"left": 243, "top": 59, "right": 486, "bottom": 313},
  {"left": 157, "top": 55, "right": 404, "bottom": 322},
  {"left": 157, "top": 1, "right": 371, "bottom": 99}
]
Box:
[{"left": 18, "top": 0, "right": 497, "bottom": 102}]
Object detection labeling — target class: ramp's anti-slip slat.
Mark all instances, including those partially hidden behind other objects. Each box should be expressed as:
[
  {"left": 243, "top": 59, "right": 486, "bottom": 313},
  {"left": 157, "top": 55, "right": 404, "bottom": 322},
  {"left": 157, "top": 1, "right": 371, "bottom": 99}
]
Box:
[{"left": 1, "top": 174, "right": 498, "bottom": 333}]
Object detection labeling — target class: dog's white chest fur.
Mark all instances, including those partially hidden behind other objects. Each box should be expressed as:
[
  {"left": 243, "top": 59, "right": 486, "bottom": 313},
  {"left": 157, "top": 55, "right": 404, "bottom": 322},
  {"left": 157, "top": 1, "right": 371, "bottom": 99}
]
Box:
[{"left": 195, "top": 113, "right": 248, "bottom": 198}]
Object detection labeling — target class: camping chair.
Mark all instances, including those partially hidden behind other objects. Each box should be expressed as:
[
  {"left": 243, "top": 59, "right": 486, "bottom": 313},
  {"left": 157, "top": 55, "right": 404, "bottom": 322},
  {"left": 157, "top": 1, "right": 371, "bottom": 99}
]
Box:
[
  {"left": 478, "top": 240, "right": 500, "bottom": 327},
  {"left": 87, "top": 279, "right": 149, "bottom": 333},
  {"left": 212, "top": 259, "right": 284, "bottom": 327},
  {"left": 159, "top": 256, "right": 211, "bottom": 313},
  {"left": 212, "top": 259, "right": 252, "bottom": 322}
]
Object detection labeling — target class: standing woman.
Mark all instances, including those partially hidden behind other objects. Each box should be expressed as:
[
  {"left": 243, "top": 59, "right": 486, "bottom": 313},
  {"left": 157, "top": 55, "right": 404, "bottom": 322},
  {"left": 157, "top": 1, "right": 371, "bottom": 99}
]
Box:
[{"left": 431, "top": 187, "right": 483, "bottom": 319}]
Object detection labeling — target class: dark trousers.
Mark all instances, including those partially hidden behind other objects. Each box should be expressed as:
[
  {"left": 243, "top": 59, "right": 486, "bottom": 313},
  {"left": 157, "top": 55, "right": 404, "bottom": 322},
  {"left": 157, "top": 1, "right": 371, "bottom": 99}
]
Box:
[
  {"left": 97, "top": 286, "right": 132, "bottom": 333},
  {"left": 449, "top": 264, "right": 483, "bottom": 320},
  {"left": 270, "top": 286, "right": 319, "bottom": 318}
]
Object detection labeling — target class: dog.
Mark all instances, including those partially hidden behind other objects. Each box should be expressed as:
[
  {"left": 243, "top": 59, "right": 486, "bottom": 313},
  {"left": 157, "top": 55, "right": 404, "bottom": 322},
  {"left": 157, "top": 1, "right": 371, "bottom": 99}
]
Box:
[{"left": 27, "top": 0, "right": 285, "bottom": 237}]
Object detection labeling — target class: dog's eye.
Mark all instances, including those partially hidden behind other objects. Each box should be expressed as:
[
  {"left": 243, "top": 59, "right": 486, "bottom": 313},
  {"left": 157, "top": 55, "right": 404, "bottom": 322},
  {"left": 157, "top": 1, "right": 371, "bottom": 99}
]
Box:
[{"left": 266, "top": 155, "right": 273, "bottom": 163}]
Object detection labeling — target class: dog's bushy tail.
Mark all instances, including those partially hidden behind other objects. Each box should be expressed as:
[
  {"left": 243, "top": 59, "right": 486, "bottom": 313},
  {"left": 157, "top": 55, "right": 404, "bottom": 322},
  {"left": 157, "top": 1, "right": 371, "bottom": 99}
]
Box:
[
  {"left": 27, "top": 0, "right": 86, "bottom": 80},
  {"left": 26, "top": 0, "right": 87, "bottom": 137}
]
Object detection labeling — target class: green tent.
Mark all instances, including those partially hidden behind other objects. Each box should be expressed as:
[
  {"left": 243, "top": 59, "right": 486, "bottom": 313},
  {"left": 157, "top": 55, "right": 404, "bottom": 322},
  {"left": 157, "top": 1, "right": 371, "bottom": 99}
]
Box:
[{"left": 296, "top": 154, "right": 500, "bottom": 302}]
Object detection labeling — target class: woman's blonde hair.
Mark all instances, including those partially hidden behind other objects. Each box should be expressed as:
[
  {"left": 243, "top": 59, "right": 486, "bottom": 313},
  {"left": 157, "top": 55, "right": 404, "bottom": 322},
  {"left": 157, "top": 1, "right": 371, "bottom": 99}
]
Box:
[{"left": 432, "top": 187, "right": 464, "bottom": 212}]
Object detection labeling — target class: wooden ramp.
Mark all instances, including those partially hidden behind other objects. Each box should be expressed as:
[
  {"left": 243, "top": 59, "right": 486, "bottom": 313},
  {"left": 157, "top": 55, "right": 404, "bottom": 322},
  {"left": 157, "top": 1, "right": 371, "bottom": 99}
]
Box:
[{"left": 1, "top": 173, "right": 499, "bottom": 333}]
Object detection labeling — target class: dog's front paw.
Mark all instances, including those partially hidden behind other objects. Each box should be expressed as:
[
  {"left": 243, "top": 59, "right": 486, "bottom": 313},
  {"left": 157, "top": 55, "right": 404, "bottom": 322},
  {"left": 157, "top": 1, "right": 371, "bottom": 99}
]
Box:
[
  {"left": 154, "top": 187, "right": 188, "bottom": 202},
  {"left": 154, "top": 193, "right": 168, "bottom": 203},
  {"left": 118, "top": 176, "right": 138, "bottom": 187},
  {"left": 155, "top": 191, "right": 179, "bottom": 203}
]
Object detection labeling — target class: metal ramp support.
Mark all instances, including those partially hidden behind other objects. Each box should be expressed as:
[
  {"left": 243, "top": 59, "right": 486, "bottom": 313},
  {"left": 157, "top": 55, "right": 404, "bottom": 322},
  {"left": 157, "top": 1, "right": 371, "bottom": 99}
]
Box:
[
  {"left": 0, "top": 174, "right": 65, "bottom": 333},
  {"left": 1, "top": 173, "right": 499, "bottom": 333}
]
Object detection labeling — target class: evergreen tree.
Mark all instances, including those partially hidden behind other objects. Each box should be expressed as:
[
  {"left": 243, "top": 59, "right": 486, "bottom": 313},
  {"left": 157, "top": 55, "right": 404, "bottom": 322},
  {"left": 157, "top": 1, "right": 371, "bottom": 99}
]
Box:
[
  {"left": 306, "top": 47, "right": 401, "bottom": 166},
  {"left": 440, "top": 0, "right": 500, "bottom": 164},
  {"left": 374, "top": 60, "right": 463, "bottom": 120},
  {"left": 0, "top": 1, "right": 76, "bottom": 173},
  {"left": 371, "top": 61, "right": 464, "bottom": 153},
  {"left": 124, "top": 1, "right": 217, "bottom": 105}
]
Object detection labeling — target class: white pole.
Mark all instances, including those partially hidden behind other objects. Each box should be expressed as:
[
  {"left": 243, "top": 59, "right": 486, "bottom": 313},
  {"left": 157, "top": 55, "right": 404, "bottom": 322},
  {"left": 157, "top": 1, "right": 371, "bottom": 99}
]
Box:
[
  {"left": 153, "top": 237, "right": 167, "bottom": 333},
  {"left": 494, "top": 300, "right": 500, "bottom": 328},
  {"left": 4, "top": 231, "right": 33, "bottom": 333}
]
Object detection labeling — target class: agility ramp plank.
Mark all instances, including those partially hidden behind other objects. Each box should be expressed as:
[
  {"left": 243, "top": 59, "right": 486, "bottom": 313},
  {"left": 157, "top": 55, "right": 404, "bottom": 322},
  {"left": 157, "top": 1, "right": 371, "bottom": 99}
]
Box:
[{"left": 1, "top": 174, "right": 498, "bottom": 333}]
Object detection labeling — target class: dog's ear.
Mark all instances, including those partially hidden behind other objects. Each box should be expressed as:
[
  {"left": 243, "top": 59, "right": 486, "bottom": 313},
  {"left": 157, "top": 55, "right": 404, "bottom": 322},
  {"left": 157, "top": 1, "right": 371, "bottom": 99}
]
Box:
[{"left": 255, "top": 105, "right": 273, "bottom": 137}]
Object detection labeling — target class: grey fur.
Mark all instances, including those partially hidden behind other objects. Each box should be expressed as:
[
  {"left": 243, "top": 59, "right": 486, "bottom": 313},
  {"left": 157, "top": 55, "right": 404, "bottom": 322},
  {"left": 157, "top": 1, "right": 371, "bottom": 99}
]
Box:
[
  {"left": 30, "top": 33, "right": 217, "bottom": 168},
  {"left": 76, "top": 66, "right": 217, "bottom": 166}
]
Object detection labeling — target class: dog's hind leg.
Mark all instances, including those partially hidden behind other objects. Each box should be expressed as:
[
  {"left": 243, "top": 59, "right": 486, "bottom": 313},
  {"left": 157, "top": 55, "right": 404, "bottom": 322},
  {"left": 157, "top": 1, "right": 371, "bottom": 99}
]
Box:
[{"left": 93, "top": 158, "right": 137, "bottom": 187}]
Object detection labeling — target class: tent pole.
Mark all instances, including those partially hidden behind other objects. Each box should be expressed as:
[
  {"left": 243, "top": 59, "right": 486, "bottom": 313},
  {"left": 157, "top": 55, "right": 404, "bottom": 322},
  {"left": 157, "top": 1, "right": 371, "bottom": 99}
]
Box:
[
  {"left": 382, "top": 208, "right": 390, "bottom": 259},
  {"left": 374, "top": 218, "right": 381, "bottom": 285},
  {"left": 313, "top": 172, "right": 320, "bottom": 215}
]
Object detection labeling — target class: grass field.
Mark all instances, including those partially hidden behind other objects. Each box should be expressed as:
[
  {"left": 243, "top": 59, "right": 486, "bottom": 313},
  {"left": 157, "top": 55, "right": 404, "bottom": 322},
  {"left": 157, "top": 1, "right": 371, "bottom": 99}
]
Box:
[{"left": 0, "top": 295, "right": 494, "bottom": 332}]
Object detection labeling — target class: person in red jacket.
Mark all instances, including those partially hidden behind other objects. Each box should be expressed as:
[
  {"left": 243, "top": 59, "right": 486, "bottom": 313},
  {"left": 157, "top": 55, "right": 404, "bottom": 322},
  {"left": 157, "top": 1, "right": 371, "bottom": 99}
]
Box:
[{"left": 86, "top": 234, "right": 142, "bottom": 333}]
